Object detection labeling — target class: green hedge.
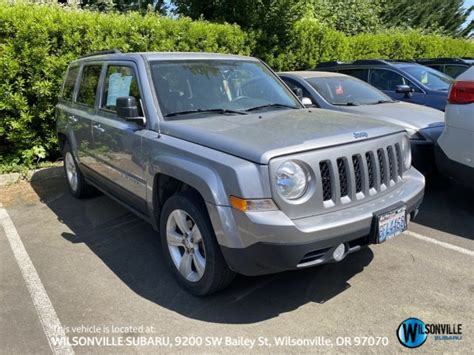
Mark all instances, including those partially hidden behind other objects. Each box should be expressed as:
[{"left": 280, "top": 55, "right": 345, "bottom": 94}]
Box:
[
  {"left": 0, "top": 3, "right": 251, "bottom": 169},
  {"left": 1, "top": 4, "right": 473, "bottom": 170}
]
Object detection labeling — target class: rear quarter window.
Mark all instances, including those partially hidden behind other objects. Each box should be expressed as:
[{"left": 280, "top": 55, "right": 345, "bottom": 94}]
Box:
[{"left": 62, "top": 66, "right": 79, "bottom": 101}]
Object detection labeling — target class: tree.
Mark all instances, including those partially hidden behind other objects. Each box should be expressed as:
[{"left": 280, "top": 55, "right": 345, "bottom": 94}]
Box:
[
  {"left": 79, "top": 0, "right": 168, "bottom": 14},
  {"left": 380, "top": 0, "right": 473, "bottom": 38}
]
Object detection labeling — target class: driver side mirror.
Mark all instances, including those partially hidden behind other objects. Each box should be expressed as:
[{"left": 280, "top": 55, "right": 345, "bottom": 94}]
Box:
[
  {"left": 395, "top": 85, "right": 414, "bottom": 98},
  {"left": 301, "top": 97, "right": 313, "bottom": 107},
  {"left": 116, "top": 96, "right": 145, "bottom": 125}
]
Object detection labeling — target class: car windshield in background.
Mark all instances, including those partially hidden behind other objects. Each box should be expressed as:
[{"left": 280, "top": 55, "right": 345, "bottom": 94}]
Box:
[
  {"left": 306, "top": 76, "right": 394, "bottom": 106},
  {"left": 401, "top": 65, "right": 452, "bottom": 91},
  {"left": 150, "top": 60, "right": 300, "bottom": 119}
]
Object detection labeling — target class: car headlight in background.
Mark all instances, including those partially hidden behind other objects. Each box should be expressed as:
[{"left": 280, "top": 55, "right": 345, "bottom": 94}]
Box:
[
  {"left": 275, "top": 160, "right": 310, "bottom": 200},
  {"left": 401, "top": 135, "right": 412, "bottom": 170}
]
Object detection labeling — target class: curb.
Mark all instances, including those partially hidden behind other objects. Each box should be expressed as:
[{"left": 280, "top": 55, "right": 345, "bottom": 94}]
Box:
[{"left": 0, "top": 165, "right": 64, "bottom": 187}]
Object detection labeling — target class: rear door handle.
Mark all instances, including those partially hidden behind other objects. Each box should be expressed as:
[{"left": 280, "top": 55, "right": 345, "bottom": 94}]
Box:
[
  {"left": 93, "top": 124, "right": 105, "bottom": 133},
  {"left": 68, "top": 115, "right": 78, "bottom": 123}
]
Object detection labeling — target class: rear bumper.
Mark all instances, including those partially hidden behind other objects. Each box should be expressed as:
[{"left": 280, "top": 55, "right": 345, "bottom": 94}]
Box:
[
  {"left": 435, "top": 143, "right": 474, "bottom": 188},
  {"left": 212, "top": 169, "right": 425, "bottom": 276}
]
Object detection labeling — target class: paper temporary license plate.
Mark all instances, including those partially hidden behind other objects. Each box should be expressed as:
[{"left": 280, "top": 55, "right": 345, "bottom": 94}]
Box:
[{"left": 377, "top": 206, "right": 407, "bottom": 243}]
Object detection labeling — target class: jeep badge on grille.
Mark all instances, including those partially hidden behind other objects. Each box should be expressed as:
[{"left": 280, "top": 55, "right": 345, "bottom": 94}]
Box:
[{"left": 353, "top": 131, "right": 369, "bottom": 139}]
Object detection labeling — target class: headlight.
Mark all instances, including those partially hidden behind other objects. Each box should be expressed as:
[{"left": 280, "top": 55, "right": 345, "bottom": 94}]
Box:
[
  {"left": 275, "top": 161, "right": 309, "bottom": 200},
  {"left": 401, "top": 135, "right": 412, "bottom": 170}
]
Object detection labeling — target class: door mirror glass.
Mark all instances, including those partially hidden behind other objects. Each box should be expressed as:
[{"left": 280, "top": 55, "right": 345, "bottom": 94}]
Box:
[{"left": 116, "top": 96, "right": 145, "bottom": 124}]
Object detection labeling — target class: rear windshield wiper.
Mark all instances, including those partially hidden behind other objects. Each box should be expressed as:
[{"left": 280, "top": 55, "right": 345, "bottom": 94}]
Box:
[
  {"left": 245, "top": 103, "right": 299, "bottom": 112},
  {"left": 165, "top": 108, "right": 246, "bottom": 118}
]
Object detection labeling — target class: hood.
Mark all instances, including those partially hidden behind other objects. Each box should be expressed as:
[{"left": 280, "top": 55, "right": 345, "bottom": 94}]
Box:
[
  {"left": 337, "top": 101, "right": 444, "bottom": 131},
  {"left": 160, "top": 109, "right": 402, "bottom": 164}
]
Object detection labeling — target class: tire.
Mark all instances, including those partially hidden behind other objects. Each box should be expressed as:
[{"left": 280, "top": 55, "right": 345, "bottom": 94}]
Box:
[
  {"left": 62, "top": 142, "right": 95, "bottom": 199},
  {"left": 160, "top": 192, "right": 235, "bottom": 296}
]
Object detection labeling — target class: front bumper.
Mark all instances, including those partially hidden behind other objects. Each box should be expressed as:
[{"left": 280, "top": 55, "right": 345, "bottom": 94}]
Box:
[{"left": 209, "top": 169, "right": 425, "bottom": 276}]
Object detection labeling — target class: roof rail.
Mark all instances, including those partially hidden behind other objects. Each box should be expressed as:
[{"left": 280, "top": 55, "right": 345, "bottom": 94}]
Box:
[
  {"left": 416, "top": 57, "right": 465, "bottom": 64},
  {"left": 79, "top": 49, "right": 122, "bottom": 59},
  {"left": 315, "top": 61, "right": 345, "bottom": 68},
  {"left": 385, "top": 59, "right": 416, "bottom": 63},
  {"left": 352, "top": 59, "right": 390, "bottom": 65}
]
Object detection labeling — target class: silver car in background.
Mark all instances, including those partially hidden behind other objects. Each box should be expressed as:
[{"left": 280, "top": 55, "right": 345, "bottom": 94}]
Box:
[{"left": 279, "top": 71, "right": 445, "bottom": 173}]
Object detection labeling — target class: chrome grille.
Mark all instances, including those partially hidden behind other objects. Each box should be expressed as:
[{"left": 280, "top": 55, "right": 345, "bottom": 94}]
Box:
[
  {"left": 365, "top": 152, "right": 375, "bottom": 189},
  {"left": 319, "top": 161, "right": 332, "bottom": 201},
  {"left": 377, "top": 148, "right": 385, "bottom": 184},
  {"left": 337, "top": 158, "right": 348, "bottom": 197},
  {"left": 387, "top": 145, "right": 395, "bottom": 180},
  {"left": 352, "top": 155, "right": 363, "bottom": 193},
  {"left": 395, "top": 143, "right": 403, "bottom": 177},
  {"left": 317, "top": 143, "right": 403, "bottom": 206}
]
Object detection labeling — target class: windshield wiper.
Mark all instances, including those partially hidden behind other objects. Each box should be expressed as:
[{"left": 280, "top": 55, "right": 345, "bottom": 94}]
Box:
[
  {"left": 165, "top": 108, "right": 246, "bottom": 118},
  {"left": 365, "top": 100, "right": 394, "bottom": 105},
  {"left": 332, "top": 102, "right": 359, "bottom": 106},
  {"left": 245, "top": 103, "right": 298, "bottom": 112}
]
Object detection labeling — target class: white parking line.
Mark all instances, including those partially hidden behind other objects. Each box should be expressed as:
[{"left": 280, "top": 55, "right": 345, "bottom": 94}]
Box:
[
  {"left": 405, "top": 230, "right": 474, "bottom": 257},
  {"left": 0, "top": 204, "right": 74, "bottom": 355}
]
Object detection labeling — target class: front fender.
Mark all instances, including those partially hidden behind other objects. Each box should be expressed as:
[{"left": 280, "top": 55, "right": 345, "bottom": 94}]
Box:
[{"left": 150, "top": 154, "right": 228, "bottom": 206}]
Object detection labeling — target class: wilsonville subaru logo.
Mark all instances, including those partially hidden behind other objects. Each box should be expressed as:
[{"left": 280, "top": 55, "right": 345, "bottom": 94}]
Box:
[
  {"left": 397, "top": 318, "right": 428, "bottom": 348},
  {"left": 397, "top": 318, "right": 463, "bottom": 348}
]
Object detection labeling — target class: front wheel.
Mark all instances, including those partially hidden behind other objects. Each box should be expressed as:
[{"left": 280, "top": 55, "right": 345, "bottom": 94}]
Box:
[{"left": 160, "top": 192, "right": 235, "bottom": 296}]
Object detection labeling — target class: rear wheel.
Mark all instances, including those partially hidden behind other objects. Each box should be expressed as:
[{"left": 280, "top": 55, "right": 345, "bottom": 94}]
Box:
[
  {"left": 63, "top": 143, "right": 95, "bottom": 198},
  {"left": 160, "top": 192, "right": 235, "bottom": 295}
]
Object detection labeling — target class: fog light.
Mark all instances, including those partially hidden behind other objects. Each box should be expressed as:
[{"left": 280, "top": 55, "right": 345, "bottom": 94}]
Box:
[{"left": 333, "top": 243, "right": 346, "bottom": 262}]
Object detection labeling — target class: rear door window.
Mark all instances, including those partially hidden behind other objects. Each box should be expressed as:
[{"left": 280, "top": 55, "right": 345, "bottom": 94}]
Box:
[
  {"left": 76, "top": 64, "right": 102, "bottom": 107},
  {"left": 444, "top": 65, "right": 467, "bottom": 78},
  {"left": 62, "top": 66, "right": 79, "bottom": 101}
]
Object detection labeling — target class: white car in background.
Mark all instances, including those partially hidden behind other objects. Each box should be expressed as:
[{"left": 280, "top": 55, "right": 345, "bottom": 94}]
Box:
[{"left": 435, "top": 67, "right": 474, "bottom": 186}]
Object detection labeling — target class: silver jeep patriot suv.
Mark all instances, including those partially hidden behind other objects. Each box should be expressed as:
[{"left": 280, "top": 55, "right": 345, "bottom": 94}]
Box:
[{"left": 56, "top": 51, "right": 425, "bottom": 295}]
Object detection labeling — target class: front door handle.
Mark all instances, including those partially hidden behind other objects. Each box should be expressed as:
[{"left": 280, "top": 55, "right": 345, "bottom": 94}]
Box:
[
  {"left": 68, "top": 115, "right": 78, "bottom": 123},
  {"left": 93, "top": 124, "right": 105, "bottom": 133}
]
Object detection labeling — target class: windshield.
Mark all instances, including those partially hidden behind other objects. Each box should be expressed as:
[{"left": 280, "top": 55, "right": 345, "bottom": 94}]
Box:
[
  {"left": 306, "top": 76, "right": 394, "bottom": 105},
  {"left": 150, "top": 60, "right": 301, "bottom": 119},
  {"left": 400, "top": 65, "right": 452, "bottom": 91}
]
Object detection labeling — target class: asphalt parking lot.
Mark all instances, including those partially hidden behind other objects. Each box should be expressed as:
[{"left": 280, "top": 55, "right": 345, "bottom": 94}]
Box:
[{"left": 1, "top": 168, "right": 473, "bottom": 354}]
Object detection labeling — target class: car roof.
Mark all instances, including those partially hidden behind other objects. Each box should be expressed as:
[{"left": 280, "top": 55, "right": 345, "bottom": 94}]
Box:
[
  {"left": 70, "top": 51, "right": 257, "bottom": 65},
  {"left": 315, "top": 59, "right": 421, "bottom": 70},
  {"left": 416, "top": 57, "right": 473, "bottom": 66},
  {"left": 280, "top": 71, "right": 349, "bottom": 79}
]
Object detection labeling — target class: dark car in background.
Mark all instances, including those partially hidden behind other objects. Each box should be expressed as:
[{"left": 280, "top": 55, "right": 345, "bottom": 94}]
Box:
[
  {"left": 314, "top": 59, "right": 452, "bottom": 111},
  {"left": 279, "top": 71, "right": 444, "bottom": 173},
  {"left": 416, "top": 57, "right": 474, "bottom": 78}
]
